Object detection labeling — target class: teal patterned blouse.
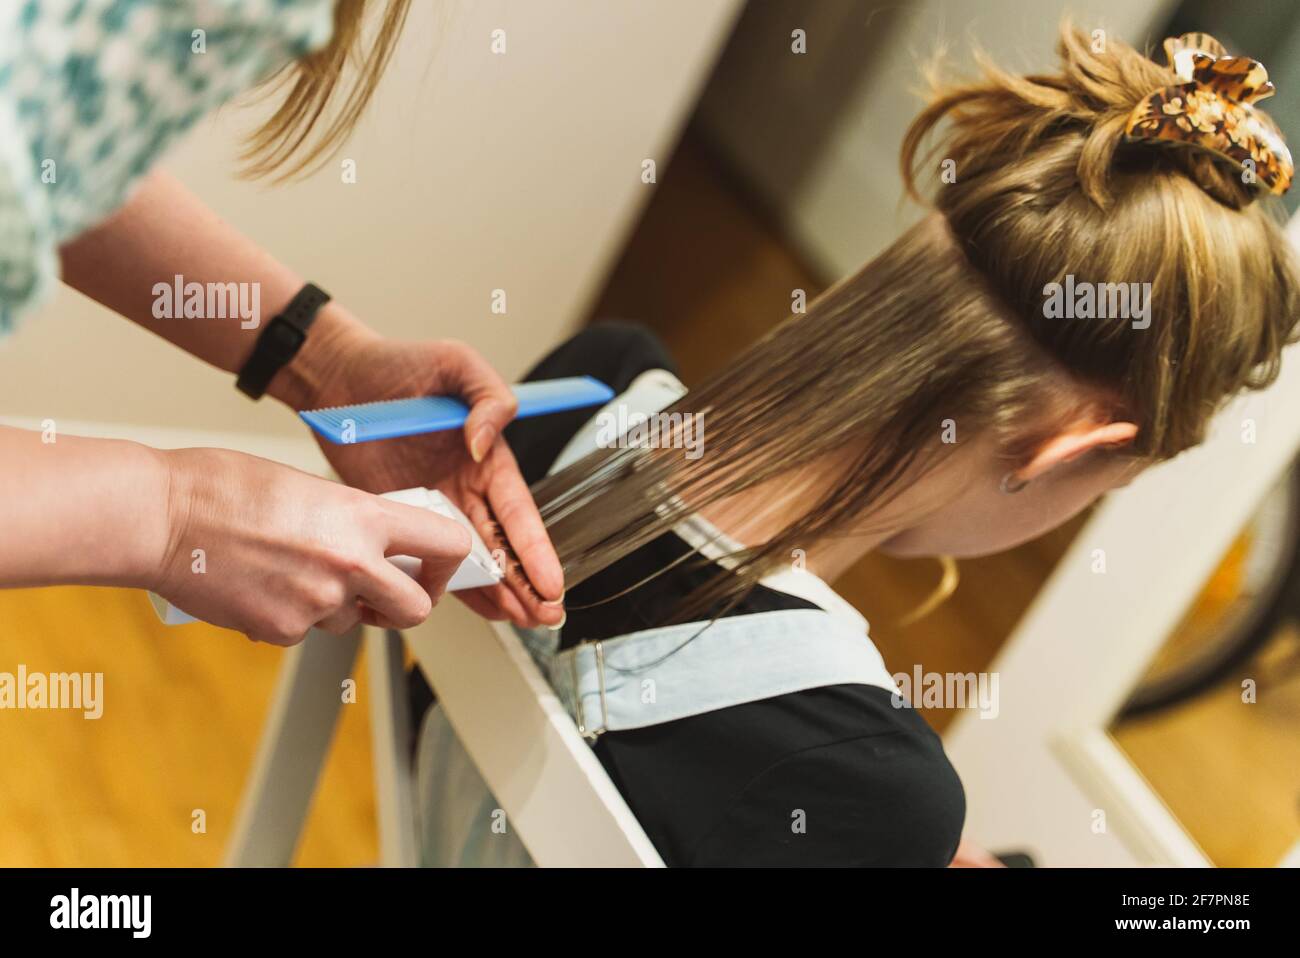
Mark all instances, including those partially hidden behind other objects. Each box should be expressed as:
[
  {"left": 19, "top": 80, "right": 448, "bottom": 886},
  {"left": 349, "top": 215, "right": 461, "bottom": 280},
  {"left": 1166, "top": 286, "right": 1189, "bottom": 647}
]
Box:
[{"left": 0, "top": 0, "right": 336, "bottom": 335}]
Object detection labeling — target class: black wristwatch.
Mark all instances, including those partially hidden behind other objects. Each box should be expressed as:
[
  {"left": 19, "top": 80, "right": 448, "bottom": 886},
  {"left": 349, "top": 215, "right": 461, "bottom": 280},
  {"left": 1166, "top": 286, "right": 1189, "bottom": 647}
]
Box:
[{"left": 236, "top": 282, "right": 331, "bottom": 399}]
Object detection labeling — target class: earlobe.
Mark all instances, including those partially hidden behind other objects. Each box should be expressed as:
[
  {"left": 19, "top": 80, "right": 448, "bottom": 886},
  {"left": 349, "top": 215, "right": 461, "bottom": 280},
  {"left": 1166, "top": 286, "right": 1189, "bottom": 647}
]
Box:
[{"left": 999, "top": 471, "right": 1030, "bottom": 494}]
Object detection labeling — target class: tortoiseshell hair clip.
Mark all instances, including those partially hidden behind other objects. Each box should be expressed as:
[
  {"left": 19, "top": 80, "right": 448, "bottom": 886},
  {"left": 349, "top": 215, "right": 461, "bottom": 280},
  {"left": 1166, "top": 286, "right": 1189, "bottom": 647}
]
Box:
[{"left": 1124, "top": 32, "right": 1293, "bottom": 196}]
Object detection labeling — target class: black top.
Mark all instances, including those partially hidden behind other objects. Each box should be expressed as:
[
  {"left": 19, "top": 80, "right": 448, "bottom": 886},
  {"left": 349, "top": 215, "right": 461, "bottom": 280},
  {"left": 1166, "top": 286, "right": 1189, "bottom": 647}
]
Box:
[{"left": 413, "top": 322, "right": 966, "bottom": 866}]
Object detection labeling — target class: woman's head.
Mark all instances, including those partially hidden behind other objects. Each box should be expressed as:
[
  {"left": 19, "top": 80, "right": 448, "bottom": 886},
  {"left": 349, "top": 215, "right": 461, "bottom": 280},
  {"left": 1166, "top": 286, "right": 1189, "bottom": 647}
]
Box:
[
  {"left": 541, "top": 24, "right": 1300, "bottom": 616},
  {"left": 875, "top": 24, "right": 1300, "bottom": 557},
  {"left": 904, "top": 25, "right": 1297, "bottom": 456},
  {"left": 872, "top": 24, "right": 1300, "bottom": 558}
]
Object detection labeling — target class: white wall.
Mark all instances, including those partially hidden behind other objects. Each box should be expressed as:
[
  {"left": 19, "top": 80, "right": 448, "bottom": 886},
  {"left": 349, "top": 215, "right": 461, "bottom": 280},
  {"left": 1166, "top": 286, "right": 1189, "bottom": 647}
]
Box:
[
  {"left": 698, "top": 0, "right": 1178, "bottom": 278},
  {"left": 1, "top": 0, "right": 741, "bottom": 440}
]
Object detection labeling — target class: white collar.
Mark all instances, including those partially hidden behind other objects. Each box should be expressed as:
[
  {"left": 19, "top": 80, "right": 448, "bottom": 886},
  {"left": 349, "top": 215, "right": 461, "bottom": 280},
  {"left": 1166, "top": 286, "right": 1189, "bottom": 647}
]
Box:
[{"left": 672, "top": 511, "right": 871, "bottom": 636}]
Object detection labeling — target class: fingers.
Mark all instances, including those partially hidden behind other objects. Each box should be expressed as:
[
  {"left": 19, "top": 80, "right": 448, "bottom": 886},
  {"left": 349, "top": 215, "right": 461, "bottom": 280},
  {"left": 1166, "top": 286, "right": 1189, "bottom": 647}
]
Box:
[
  {"left": 480, "top": 581, "right": 539, "bottom": 629},
  {"left": 351, "top": 557, "right": 435, "bottom": 629},
  {"left": 461, "top": 497, "right": 550, "bottom": 629},
  {"left": 377, "top": 499, "right": 474, "bottom": 566},
  {"left": 483, "top": 442, "right": 565, "bottom": 604},
  {"left": 357, "top": 500, "right": 474, "bottom": 627},
  {"left": 466, "top": 398, "right": 518, "bottom": 465},
  {"left": 454, "top": 587, "right": 507, "bottom": 622},
  {"left": 316, "top": 601, "right": 363, "bottom": 636},
  {"left": 439, "top": 340, "right": 518, "bottom": 463},
  {"left": 358, "top": 605, "right": 406, "bottom": 631},
  {"left": 456, "top": 485, "right": 563, "bottom": 630},
  {"left": 246, "top": 625, "right": 310, "bottom": 648}
]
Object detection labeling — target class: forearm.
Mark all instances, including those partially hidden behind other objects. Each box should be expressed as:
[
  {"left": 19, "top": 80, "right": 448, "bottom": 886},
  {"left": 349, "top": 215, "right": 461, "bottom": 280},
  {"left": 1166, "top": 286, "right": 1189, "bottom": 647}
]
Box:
[
  {"left": 0, "top": 426, "right": 172, "bottom": 589},
  {"left": 52, "top": 173, "right": 562, "bottom": 625},
  {"left": 57, "top": 170, "right": 376, "bottom": 410}
]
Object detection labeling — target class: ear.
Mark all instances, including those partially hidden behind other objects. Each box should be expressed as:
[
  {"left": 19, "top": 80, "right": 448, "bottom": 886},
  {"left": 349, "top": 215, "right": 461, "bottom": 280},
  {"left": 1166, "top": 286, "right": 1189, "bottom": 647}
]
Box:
[{"left": 1015, "top": 419, "right": 1139, "bottom": 484}]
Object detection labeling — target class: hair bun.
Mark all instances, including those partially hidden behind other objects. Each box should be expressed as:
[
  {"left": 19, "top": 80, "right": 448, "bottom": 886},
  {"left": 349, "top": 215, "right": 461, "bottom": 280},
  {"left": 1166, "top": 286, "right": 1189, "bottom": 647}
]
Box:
[{"left": 1121, "top": 32, "right": 1292, "bottom": 207}]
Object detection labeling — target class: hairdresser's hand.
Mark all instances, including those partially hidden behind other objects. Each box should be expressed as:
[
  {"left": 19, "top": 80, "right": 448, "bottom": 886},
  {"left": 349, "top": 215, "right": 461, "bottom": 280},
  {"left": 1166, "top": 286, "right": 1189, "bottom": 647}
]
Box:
[
  {"left": 276, "top": 314, "right": 565, "bottom": 629},
  {"left": 153, "top": 447, "right": 472, "bottom": 645},
  {"left": 947, "top": 838, "right": 1006, "bottom": 868}
]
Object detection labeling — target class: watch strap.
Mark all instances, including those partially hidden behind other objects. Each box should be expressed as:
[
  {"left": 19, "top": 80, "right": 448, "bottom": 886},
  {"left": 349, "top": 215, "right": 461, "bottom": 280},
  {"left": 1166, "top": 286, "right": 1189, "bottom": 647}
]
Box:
[{"left": 236, "top": 282, "right": 331, "bottom": 399}]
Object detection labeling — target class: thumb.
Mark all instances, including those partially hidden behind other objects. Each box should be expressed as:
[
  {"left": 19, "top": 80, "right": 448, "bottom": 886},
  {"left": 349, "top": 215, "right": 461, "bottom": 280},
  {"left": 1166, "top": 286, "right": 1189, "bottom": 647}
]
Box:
[
  {"left": 434, "top": 340, "right": 517, "bottom": 462},
  {"left": 465, "top": 397, "right": 516, "bottom": 463}
]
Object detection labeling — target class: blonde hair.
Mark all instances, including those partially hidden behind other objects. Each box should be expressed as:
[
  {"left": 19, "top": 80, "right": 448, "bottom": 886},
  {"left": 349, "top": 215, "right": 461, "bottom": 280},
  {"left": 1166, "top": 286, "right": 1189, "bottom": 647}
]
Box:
[
  {"left": 534, "top": 22, "right": 1300, "bottom": 621},
  {"left": 242, "top": 0, "right": 412, "bottom": 181},
  {"left": 901, "top": 24, "right": 1299, "bottom": 456}
]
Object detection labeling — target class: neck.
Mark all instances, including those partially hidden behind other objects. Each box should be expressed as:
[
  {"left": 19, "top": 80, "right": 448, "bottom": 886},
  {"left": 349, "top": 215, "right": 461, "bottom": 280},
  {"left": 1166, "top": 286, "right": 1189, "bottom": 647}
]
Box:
[
  {"left": 696, "top": 453, "right": 935, "bottom": 583},
  {"left": 696, "top": 431, "right": 991, "bottom": 580}
]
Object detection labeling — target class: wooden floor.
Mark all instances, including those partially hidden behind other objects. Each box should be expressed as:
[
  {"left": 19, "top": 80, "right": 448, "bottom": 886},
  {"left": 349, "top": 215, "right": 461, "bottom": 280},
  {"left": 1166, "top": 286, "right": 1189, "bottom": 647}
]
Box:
[
  {"left": 0, "top": 585, "right": 376, "bottom": 867},
  {"left": 2, "top": 125, "right": 1297, "bottom": 868},
  {"left": 1113, "top": 623, "right": 1300, "bottom": 867}
]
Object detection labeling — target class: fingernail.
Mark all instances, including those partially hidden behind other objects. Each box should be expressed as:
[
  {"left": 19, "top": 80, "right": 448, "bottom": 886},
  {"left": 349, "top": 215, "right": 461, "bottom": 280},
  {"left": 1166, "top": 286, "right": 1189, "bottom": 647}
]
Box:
[
  {"left": 547, "top": 610, "right": 566, "bottom": 632},
  {"left": 541, "top": 589, "right": 565, "bottom": 607},
  {"left": 470, "top": 425, "right": 495, "bottom": 463}
]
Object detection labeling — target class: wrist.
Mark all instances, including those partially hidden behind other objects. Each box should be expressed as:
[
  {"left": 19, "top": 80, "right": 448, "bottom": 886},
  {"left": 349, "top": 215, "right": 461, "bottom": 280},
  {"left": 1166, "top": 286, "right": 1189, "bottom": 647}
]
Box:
[
  {"left": 149, "top": 447, "right": 215, "bottom": 597},
  {"left": 111, "top": 442, "right": 181, "bottom": 591},
  {"left": 265, "top": 302, "right": 380, "bottom": 411}
]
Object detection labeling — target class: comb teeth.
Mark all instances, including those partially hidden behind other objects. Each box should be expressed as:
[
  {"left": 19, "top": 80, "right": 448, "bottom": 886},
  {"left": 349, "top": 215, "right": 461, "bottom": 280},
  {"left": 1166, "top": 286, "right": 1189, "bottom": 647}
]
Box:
[
  {"left": 302, "top": 396, "right": 471, "bottom": 443},
  {"left": 298, "top": 377, "right": 616, "bottom": 445}
]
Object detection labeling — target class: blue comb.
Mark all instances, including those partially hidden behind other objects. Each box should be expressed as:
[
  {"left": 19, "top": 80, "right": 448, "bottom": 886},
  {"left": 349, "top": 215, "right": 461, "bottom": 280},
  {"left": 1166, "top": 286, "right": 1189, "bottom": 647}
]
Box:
[{"left": 299, "top": 375, "right": 615, "bottom": 444}]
